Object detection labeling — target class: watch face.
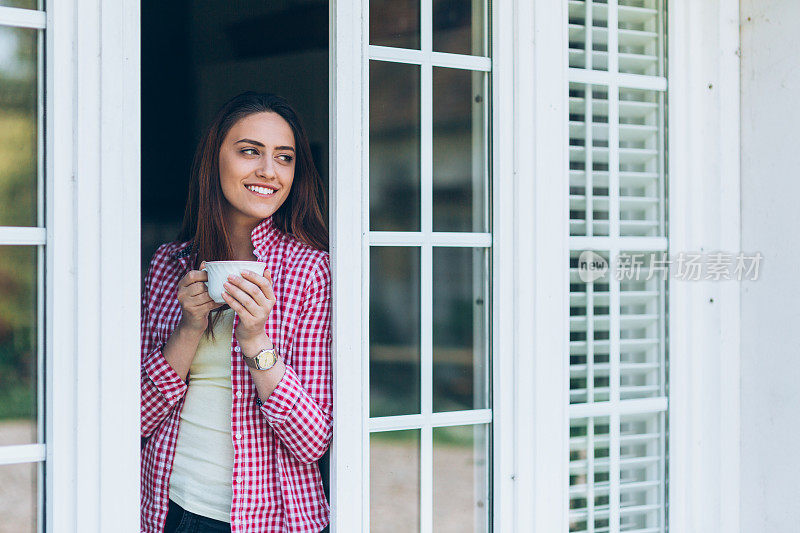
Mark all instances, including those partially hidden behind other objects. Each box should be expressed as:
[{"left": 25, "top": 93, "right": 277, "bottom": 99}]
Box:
[{"left": 256, "top": 349, "right": 276, "bottom": 369}]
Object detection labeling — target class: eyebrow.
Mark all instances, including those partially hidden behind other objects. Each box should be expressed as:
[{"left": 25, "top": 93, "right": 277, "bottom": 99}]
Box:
[{"left": 235, "top": 139, "right": 295, "bottom": 152}]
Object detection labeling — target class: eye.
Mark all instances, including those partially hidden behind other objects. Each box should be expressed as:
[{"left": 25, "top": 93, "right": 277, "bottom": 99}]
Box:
[
  {"left": 241, "top": 147, "right": 259, "bottom": 156},
  {"left": 277, "top": 154, "right": 293, "bottom": 163}
]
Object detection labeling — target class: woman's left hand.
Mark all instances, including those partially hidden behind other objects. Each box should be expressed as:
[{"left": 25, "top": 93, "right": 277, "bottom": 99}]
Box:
[{"left": 222, "top": 268, "right": 276, "bottom": 348}]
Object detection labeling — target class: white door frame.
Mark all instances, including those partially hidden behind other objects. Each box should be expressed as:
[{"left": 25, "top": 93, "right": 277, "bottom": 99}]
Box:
[
  {"left": 667, "top": 1, "right": 741, "bottom": 532},
  {"left": 512, "top": 0, "right": 571, "bottom": 530},
  {"left": 34, "top": 0, "right": 742, "bottom": 530},
  {"left": 328, "top": 0, "right": 365, "bottom": 531},
  {"left": 46, "top": 0, "right": 141, "bottom": 530}
]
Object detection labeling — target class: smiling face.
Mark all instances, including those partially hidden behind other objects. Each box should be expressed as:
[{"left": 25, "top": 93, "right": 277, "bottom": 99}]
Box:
[{"left": 218, "top": 111, "right": 296, "bottom": 227}]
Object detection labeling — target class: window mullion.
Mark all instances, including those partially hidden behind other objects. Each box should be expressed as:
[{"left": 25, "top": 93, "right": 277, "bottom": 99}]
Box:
[
  {"left": 0, "top": 6, "right": 46, "bottom": 29},
  {"left": 0, "top": 227, "right": 47, "bottom": 244},
  {"left": 0, "top": 444, "right": 47, "bottom": 465},
  {"left": 419, "top": 1, "right": 433, "bottom": 531}
]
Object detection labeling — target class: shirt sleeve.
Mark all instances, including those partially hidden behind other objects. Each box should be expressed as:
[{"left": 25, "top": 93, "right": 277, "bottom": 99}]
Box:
[
  {"left": 140, "top": 247, "right": 188, "bottom": 439},
  {"left": 259, "top": 254, "right": 333, "bottom": 464}
]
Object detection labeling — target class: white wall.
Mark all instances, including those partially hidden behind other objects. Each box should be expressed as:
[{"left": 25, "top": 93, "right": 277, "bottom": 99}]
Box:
[{"left": 740, "top": 1, "right": 800, "bottom": 530}]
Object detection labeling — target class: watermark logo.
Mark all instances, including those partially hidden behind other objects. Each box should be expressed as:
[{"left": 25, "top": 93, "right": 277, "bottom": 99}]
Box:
[
  {"left": 578, "top": 250, "right": 609, "bottom": 282},
  {"left": 576, "top": 251, "right": 763, "bottom": 282}
]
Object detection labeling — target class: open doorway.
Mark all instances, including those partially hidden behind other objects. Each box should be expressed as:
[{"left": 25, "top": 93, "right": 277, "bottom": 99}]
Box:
[
  {"left": 141, "top": 0, "right": 329, "bottom": 266},
  {"left": 140, "top": 0, "right": 331, "bottom": 523}
]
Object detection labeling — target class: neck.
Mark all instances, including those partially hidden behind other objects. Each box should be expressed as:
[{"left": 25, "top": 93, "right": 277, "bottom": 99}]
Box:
[{"left": 225, "top": 211, "right": 260, "bottom": 261}]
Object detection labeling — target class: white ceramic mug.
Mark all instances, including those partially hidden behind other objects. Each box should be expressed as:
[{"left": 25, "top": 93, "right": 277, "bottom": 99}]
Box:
[{"left": 201, "top": 260, "right": 267, "bottom": 303}]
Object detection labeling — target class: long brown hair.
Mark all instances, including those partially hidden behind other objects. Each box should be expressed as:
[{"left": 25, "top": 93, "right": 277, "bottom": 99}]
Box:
[{"left": 176, "top": 92, "right": 328, "bottom": 337}]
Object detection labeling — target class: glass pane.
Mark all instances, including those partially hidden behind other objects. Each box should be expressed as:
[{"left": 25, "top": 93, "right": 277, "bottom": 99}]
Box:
[
  {"left": 0, "top": 0, "right": 40, "bottom": 8},
  {"left": 569, "top": 250, "right": 611, "bottom": 404},
  {"left": 433, "top": 247, "right": 488, "bottom": 412},
  {"left": 370, "top": 60, "right": 421, "bottom": 231},
  {"left": 620, "top": 412, "right": 667, "bottom": 531},
  {"left": 432, "top": 424, "right": 489, "bottom": 532},
  {"left": 0, "top": 462, "right": 38, "bottom": 532},
  {"left": 369, "top": 0, "right": 420, "bottom": 49},
  {"left": 432, "top": 0, "right": 485, "bottom": 56},
  {"left": 619, "top": 251, "right": 666, "bottom": 400},
  {"left": 433, "top": 67, "right": 486, "bottom": 232},
  {"left": 0, "top": 246, "right": 39, "bottom": 445},
  {"left": 370, "top": 247, "right": 421, "bottom": 417},
  {"left": 569, "top": 416, "right": 611, "bottom": 533},
  {"left": 568, "top": 0, "right": 609, "bottom": 71},
  {"left": 569, "top": 83, "right": 610, "bottom": 237},
  {"left": 619, "top": 87, "right": 665, "bottom": 237},
  {"left": 0, "top": 26, "right": 39, "bottom": 227},
  {"left": 370, "top": 430, "right": 420, "bottom": 532}
]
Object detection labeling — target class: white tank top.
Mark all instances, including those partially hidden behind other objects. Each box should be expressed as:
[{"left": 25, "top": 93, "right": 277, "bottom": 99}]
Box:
[{"left": 168, "top": 308, "right": 235, "bottom": 523}]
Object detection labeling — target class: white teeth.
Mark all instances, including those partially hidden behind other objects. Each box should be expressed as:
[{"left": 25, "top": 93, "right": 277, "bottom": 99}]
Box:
[{"left": 246, "top": 185, "right": 275, "bottom": 196}]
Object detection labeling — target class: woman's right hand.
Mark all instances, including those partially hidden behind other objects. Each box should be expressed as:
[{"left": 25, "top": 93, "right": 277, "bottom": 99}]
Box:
[{"left": 176, "top": 261, "right": 225, "bottom": 333}]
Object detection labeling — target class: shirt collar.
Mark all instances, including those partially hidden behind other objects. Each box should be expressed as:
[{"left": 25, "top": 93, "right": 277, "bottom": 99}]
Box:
[
  {"left": 170, "top": 216, "right": 283, "bottom": 267},
  {"left": 250, "top": 216, "right": 283, "bottom": 261}
]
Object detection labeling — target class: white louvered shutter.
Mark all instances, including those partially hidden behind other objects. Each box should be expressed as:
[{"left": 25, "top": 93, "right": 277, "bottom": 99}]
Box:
[{"left": 567, "top": 1, "right": 668, "bottom": 532}]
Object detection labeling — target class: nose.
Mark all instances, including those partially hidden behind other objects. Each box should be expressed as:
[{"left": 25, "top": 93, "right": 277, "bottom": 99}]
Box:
[{"left": 256, "top": 155, "right": 278, "bottom": 180}]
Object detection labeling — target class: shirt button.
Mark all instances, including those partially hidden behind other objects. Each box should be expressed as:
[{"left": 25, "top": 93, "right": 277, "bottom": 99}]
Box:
[
  {"left": 235, "top": 391, "right": 243, "bottom": 398},
  {"left": 236, "top": 433, "right": 242, "bottom": 440},
  {"left": 236, "top": 477, "right": 242, "bottom": 484},
  {"left": 234, "top": 346, "right": 241, "bottom": 353}
]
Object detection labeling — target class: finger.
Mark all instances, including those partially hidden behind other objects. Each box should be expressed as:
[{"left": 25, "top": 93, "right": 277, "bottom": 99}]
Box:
[
  {"left": 185, "top": 294, "right": 217, "bottom": 309},
  {"left": 239, "top": 271, "right": 272, "bottom": 305},
  {"left": 228, "top": 274, "right": 269, "bottom": 309},
  {"left": 242, "top": 269, "right": 275, "bottom": 304},
  {"left": 265, "top": 275, "right": 276, "bottom": 302},
  {"left": 181, "top": 270, "right": 208, "bottom": 286},
  {"left": 221, "top": 291, "right": 248, "bottom": 317},
  {"left": 183, "top": 282, "right": 208, "bottom": 298},
  {"left": 223, "top": 279, "right": 261, "bottom": 316}
]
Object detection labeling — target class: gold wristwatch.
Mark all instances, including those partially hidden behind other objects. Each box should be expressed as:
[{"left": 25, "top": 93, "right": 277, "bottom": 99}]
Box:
[{"left": 243, "top": 347, "right": 278, "bottom": 370}]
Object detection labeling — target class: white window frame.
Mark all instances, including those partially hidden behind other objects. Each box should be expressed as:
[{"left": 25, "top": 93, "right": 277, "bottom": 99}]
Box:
[
  {"left": 482, "top": 0, "right": 741, "bottom": 531},
  {"left": 329, "top": 0, "right": 517, "bottom": 531},
  {"left": 509, "top": 0, "right": 742, "bottom": 532}
]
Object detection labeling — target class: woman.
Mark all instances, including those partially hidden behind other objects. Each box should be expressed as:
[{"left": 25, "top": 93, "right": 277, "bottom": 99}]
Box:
[{"left": 140, "top": 92, "right": 332, "bottom": 533}]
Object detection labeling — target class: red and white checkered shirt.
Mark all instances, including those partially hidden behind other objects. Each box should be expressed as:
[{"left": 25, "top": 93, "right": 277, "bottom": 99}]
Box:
[{"left": 140, "top": 216, "right": 332, "bottom": 533}]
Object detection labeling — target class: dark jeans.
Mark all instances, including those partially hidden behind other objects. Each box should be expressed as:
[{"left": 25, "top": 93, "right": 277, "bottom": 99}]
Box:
[{"left": 163, "top": 499, "right": 231, "bottom": 533}]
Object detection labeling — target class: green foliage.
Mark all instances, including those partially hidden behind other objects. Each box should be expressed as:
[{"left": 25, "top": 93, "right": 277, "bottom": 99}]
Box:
[
  {"left": 0, "top": 25, "right": 40, "bottom": 421},
  {"left": 0, "top": 114, "right": 37, "bottom": 226}
]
